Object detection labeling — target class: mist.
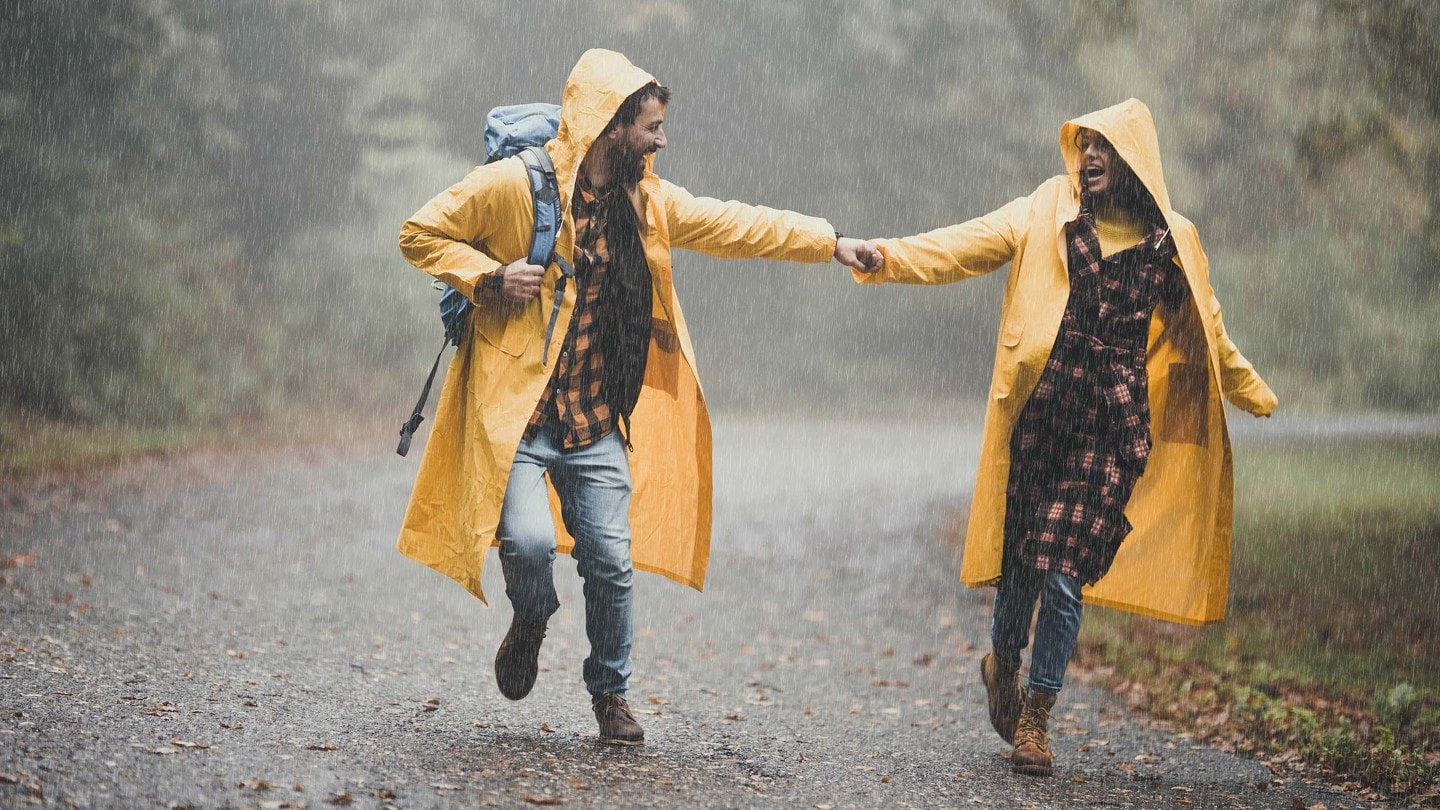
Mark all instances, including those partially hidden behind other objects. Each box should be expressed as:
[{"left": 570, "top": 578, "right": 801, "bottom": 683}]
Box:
[{"left": 3, "top": 0, "right": 1437, "bottom": 430}]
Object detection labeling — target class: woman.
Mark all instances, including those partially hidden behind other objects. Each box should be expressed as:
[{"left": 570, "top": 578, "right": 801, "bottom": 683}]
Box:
[{"left": 855, "top": 99, "right": 1277, "bottom": 777}]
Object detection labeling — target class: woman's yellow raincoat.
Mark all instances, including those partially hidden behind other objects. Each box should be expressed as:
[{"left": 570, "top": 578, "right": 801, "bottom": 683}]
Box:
[
  {"left": 860, "top": 99, "right": 1277, "bottom": 625},
  {"left": 396, "top": 49, "right": 837, "bottom": 603}
]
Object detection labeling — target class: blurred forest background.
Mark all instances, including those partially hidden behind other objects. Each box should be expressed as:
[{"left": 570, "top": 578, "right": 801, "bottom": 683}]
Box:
[{"left": 3, "top": 0, "right": 1438, "bottom": 437}]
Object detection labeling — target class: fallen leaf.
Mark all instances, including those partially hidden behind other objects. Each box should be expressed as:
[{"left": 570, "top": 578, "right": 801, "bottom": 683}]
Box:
[
  {"left": 239, "top": 779, "right": 272, "bottom": 791},
  {"left": 325, "top": 791, "right": 354, "bottom": 805},
  {"left": 148, "top": 747, "right": 177, "bottom": 755},
  {"left": 539, "top": 723, "right": 556, "bottom": 733},
  {"left": 305, "top": 744, "right": 339, "bottom": 751},
  {"left": 521, "top": 796, "right": 563, "bottom": 806},
  {"left": 226, "top": 650, "right": 246, "bottom": 659},
  {"left": 1, "top": 553, "right": 37, "bottom": 569},
  {"left": 170, "top": 740, "right": 210, "bottom": 749},
  {"left": 430, "top": 783, "right": 463, "bottom": 791}
]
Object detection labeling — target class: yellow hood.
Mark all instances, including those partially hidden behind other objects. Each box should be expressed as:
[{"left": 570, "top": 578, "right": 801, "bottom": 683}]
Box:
[
  {"left": 549, "top": 48, "right": 658, "bottom": 210},
  {"left": 1060, "top": 98, "right": 1174, "bottom": 222}
]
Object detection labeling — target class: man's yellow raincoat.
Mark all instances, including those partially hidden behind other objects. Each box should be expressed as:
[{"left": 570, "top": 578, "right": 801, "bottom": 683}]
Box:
[
  {"left": 396, "top": 49, "right": 836, "bottom": 603},
  {"left": 860, "top": 99, "right": 1277, "bottom": 625}
]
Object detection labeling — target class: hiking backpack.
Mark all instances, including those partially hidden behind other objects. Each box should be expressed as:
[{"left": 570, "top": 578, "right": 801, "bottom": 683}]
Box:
[{"left": 396, "top": 103, "right": 575, "bottom": 457}]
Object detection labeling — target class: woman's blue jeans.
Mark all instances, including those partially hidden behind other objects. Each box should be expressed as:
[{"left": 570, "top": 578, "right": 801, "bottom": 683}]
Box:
[
  {"left": 497, "top": 423, "right": 634, "bottom": 700},
  {"left": 990, "top": 560, "right": 1085, "bottom": 695}
]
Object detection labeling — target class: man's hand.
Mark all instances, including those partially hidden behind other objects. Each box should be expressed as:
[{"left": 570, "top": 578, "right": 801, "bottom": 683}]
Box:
[
  {"left": 495, "top": 260, "right": 545, "bottom": 308},
  {"left": 834, "top": 237, "right": 884, "bottom": 274}
]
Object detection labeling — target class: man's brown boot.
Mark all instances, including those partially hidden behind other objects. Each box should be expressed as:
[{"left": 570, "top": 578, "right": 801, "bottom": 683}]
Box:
[
  {"left": 494, "top": 616, "right": 547, "bottom": 701},
  {"left": 593, "top": 693, "right": 645, "bottom": 746},
  {"left": 981, "top": 652, "right": 1024, "bottom": 745},
  {"left": 1011, "top": 688, "right": 1057, "bottom": 777}
]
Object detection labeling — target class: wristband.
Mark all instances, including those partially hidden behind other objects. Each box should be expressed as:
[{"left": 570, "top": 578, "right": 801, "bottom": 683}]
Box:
[{"left": 485, "top": 266, "right": 505, "bottom": 296}]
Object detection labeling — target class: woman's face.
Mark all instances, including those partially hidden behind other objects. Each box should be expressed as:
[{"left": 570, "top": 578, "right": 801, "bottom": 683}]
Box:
[{"left": 1077, "top": 128, "right": 1141, "bottom": 202}]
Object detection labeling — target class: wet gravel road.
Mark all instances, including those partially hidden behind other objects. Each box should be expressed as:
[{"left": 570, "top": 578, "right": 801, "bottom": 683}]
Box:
[{"left": 1, "top": 419, "right": 1363, "bottom": 808}]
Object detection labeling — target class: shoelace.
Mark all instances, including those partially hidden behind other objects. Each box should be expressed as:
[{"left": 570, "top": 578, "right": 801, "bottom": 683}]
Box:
[
  {"left": 1015, "top": 704, "right": 1051, "bottom": 749},
  {"left": 598, "top": 697, "right": 633, "bottom": 721}
]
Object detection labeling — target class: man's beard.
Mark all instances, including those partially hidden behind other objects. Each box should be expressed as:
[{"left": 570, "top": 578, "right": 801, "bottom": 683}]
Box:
[{"left": 607, "top": 144, "right": 650, "bottom": 188}]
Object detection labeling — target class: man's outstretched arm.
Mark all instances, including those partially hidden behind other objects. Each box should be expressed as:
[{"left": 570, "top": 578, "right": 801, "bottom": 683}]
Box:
[{"left": 661, "top": 180, "right": 879, "bottom": 271}]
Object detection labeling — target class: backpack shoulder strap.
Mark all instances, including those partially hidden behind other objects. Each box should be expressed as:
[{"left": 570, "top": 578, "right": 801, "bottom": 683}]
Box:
[
  {"left": 518, "top": 146, "right": 560, "bottom": 268},
  {"left": 519, "top": 146, "right": 576, "bottom": 366}
]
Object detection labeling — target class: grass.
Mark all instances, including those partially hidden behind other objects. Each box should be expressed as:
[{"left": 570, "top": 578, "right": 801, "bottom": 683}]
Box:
[
  {"left": 1075, "top": 438, "right": 1440, "bottom": 800},
  {"left": 0, "top": 405, "right": 396, "bottom": 479}
]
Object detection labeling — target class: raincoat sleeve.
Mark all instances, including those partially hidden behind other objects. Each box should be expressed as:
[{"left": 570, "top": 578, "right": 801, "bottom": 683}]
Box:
[
  {"left": 660, "top": 180, "right": 836, "bottom": 263},
  {"left": 856, "top": 195, "right": 1032, "bottom": 285},
  {"left": 398, "top": 163, "right": 521, "bottom": 302},
  {"left": 1194, "top": 242, "right": 1278, "bottom": 417}
]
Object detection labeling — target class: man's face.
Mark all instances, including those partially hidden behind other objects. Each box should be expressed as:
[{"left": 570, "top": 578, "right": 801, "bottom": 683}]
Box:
[
  {"left": 1077, "top": 128, "right": 1139, "bottom": 200},
  {"left": 607, "top": 97, "right": 667, "bottom": 183}
]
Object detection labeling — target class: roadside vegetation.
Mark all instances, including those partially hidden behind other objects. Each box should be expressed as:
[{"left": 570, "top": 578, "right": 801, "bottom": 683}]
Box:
[{"left": 1076, "top": 439, "right": 1440, "bottom": 803}]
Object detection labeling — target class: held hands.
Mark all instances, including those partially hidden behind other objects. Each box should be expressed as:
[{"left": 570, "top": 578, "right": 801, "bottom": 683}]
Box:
[
  {"left": 834, "top": 237, "right": 884, "bottom": 274},
  {"left": 495, "top": 260, "right": 545, "bottom": 309}
]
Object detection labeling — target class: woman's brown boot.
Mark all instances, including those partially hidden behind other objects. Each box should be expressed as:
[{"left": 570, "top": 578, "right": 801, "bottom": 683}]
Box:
[{"left": 1011, "top": 688, "right": 1057, "bottom": 777}]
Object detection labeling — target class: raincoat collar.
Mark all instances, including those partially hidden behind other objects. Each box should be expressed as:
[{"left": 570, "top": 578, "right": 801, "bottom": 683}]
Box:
[
  {"left": 1054, "top": 98, "right": 1175, "bottom": 234},
  {"left": 547, "top": 49, "right": 659, "bottom": 214}
]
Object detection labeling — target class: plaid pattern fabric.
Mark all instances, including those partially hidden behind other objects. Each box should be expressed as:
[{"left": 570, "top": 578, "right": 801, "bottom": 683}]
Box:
[
  {"left": 1004, "top": 205, "right": 1185, "bottom": 584},
  {"left": 526, "top": 180, "right": 616, "bottom": 450}
]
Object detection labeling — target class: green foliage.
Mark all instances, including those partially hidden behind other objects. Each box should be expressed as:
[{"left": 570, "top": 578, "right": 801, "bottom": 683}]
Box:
[
  {"left": 1078, "top": 438, "right": 1440, "bottom": 798},
  {"left": 1, "top": 1, "right": 437, "bottom": 427},
  {"left": 3, "top": 0, "right": 1438, "bottom": 441}
]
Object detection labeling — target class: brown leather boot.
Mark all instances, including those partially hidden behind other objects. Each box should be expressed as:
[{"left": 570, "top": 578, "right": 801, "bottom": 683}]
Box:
[
  {"left": 1011, "top": 688, "right": 1057, "bottom": 777},
  {"left": 593, "top": 693, "right": 645, "bottom": 746},
  {"left": 494, "top": 616, "right": 547, "bottom": 701},
  {"left": 981, "top": 652, "right": 1024, "bottom": 745}
]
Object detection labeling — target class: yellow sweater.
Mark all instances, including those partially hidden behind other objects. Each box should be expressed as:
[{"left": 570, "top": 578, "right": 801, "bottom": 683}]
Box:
[{"left": 1096, "top": 210, "right": 1144, "bottom": 258}]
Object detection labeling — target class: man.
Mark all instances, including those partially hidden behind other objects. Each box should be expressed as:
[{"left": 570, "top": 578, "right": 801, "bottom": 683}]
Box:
[
  {"left": 396, "top": 49, "right": 880, "bottom": 745},
  {"left": 854, "top": 99, "right": 1276, "bottom": 775}
]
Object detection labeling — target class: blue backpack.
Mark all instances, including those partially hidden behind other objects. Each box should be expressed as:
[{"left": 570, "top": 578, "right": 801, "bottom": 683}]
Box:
[{"left": 397, "top": 103, "right": 575, "bottom": 457}]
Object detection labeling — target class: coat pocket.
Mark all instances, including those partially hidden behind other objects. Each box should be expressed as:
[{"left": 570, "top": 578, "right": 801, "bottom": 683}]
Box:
[
  {"left": 1160, "top": 362, "right": 1209, "bottom": 446},
  {"left": 473, "top": 304, "right": 532, "bottom": 358}
]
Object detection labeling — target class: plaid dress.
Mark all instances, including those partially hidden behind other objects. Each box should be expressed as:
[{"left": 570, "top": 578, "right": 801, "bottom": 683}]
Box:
[{"left": 1004, "top": 207, "right": 1186, "bottom": 585}]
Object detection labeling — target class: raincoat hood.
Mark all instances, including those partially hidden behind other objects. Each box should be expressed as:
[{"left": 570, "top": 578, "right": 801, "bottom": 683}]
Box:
[
  {"left": 550, "top": 48, "right": 659, "bottom": 206},
  {"left": 1060, "top": 98, "right": 1174, "bottom": 221}
]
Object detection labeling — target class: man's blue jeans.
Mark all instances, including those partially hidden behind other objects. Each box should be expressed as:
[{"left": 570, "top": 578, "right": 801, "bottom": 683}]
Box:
[
  {"left": 990, "top": 562, "right": 1084, "bottom": 695},
  {"left": 497, "top": 423, "right": 634, "bottom": 699}
]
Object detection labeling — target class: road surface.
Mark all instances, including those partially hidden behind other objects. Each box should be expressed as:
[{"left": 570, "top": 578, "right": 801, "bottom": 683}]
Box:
[{"left": 1, "top": 419, "right": 1365, "bottom": 807}]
